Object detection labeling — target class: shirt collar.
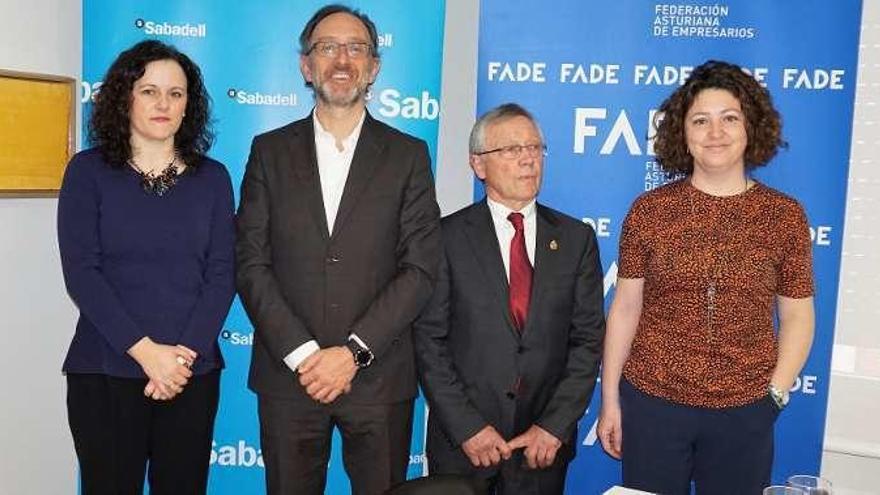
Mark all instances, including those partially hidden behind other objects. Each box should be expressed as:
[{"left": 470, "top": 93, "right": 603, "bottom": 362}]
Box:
[
  {"left": 486, "top": 197, "right": 536, "bottom": 226},
  {"left": 313, "top": 108, "right": 366, "bottom": 150}
]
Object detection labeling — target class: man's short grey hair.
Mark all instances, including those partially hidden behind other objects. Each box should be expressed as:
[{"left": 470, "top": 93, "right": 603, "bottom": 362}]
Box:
[{"left": 469, "top": 103, "right": 543, "bottom": 154}]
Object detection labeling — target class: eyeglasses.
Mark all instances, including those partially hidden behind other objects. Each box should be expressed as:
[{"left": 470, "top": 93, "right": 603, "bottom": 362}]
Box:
[
  {"left": 475, "top": 143, "right": 547, "bottom": 160},
  {"left": 307, "top": 41, "right": 373, "bottom": 59}
]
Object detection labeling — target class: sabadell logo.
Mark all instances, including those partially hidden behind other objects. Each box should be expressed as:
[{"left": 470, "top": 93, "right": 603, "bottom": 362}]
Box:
[
  {"left": 81, "top": 80, "right": 103, "bottom": 103},
  {"left": 211, "top": 440, "right": 264, "bottom": 468},
  {"left": 227, "top": 88, "right": 298, "bottom": 107},
  {"left": 220, "top": 330, "right": 253, "bottom": 346},
  {"left": 134, "top": 18, "right": 207, "bottom": 38}
]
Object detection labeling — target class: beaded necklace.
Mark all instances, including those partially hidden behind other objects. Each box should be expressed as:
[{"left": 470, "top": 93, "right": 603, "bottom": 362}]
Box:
[{"left": 128, "top": 155, "right": 179, "bottom": 197}]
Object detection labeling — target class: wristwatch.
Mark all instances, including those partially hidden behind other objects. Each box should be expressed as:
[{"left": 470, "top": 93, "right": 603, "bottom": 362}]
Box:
[
  {"left": 768, "top": 383, "right": 789, "bottom": 410},
  {"left": 346, "top": 339, "right": 374, "bottom": 369}
]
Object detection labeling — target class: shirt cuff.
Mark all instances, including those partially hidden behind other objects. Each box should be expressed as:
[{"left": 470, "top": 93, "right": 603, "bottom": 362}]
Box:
[
  {"left": 283, "top": 340, "right": 320, "bottom": 373},
  {"left": 349, "top": 333, "right": 370, "bottom": 351}
]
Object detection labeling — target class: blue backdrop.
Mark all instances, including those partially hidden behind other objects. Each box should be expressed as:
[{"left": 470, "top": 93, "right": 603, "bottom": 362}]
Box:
[
  {"left": 477, "top": 1, "right": 862, "bottom": 493},
  {"left": 82, "top": 1, "right": 446, "bottom": 493}
]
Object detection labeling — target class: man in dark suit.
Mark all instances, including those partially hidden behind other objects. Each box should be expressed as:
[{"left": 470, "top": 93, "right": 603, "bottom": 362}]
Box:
[
  {"left": 235, "top": 5, "right": 441, "bottom": 495},
  {"left": 414, "top": 103, "right": 605, "bottom": 494}
]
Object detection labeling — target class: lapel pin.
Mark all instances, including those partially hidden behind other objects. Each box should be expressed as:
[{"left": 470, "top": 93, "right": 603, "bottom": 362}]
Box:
[{"left": 549, "top": 239, "right": 558, "bottom": 251}]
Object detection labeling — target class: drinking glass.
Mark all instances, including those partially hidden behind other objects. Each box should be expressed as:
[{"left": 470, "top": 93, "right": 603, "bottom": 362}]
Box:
[
  {"left": 763, "top": 486, "right": 806, "bottom": 495},
  {"left": 787, "top": 475, "right": 833, "bottom": 495}
]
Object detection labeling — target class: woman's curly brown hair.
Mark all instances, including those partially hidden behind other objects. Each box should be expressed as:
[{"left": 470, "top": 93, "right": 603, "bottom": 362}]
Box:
[
  {"left": 653, "top": 60, "right": 786, "bottom": 174},
  {"left": 88, "top": 39, "right": 213, "bottom": 168}
]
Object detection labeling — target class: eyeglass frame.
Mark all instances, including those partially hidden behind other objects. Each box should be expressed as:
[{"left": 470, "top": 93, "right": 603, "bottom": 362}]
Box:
[
  {"left": 473, "top": 143, "right": 548, "bottom": 160},
  {"left": 306, "top": 40, "right": 374, "bottom": 59}
]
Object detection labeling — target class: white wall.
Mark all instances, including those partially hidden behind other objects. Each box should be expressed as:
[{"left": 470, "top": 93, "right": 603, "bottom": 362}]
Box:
[
  {"left": 820, "top": 2, "right": 880, "bottom": 494},
  {"left": 0, "top": 0, "right": 81, "bottom": 493},
  {"left": 435, "top": 0, "right": 478, "bottom": 215}
]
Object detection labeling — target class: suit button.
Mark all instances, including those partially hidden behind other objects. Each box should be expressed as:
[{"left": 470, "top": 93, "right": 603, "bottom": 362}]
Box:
[
  {"left": 506, "top": 392, "right": 515, "bottom": 400},
  {"left": 326, "top": 256, "right": 340, "bottom": 264},
  {"left": 329, "top": 303, "right": 340, "bottom": 310},
  {"left": 517, "top": 346, "right": 525, "bottom": 354}
]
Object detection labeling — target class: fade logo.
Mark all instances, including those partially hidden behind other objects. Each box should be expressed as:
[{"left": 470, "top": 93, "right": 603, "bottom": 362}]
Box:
[
  {"left": 581, "top": 217, "right": 612, "bottom": 238},
  {"left": 791, "top": 375, "right": 819, "bottom": 395},
  {"left": 228, "top": 88, "right": 298, "bottom": 107},
  {"left": 574, "top": 107, "right": 660, "bottom": 156},
  {"left": 210, "top": 440, "right": 264, "bottom": 468},
  {"left": 602, "top": 262, "right": 618, "bottom": 299},
  {"left": 220, "top": 329, "right": 253, "bottom": 346},
  {"left": 582, "top": 406, "right": 600, "bottom": 447},
  {"left": 81, "top": 80, "right": 103, "bottom": 103},
  {"left": 810, "top": 225, "right": 833, "bottom": 247},
  {"left": 134, "top": 18, "right": 207, "bottom": 38},
  {"left": 375, "top": 88, "right": 439, "bottom": 120}
]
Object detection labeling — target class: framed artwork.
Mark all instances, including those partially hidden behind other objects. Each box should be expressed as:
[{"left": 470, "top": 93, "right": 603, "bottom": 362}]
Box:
[{"left": 0, "top": 69, "right": 76, "bottom": 195}]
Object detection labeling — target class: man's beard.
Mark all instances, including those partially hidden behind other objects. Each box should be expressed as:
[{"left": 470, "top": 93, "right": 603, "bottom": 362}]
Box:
[{"left": 314, "top": 76, "right": 368, "bottom": 108}]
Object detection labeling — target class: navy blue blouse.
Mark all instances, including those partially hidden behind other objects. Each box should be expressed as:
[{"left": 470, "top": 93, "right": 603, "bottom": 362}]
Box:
[{"left": 58, "top": 148, "right": 235, "bottom": 378}]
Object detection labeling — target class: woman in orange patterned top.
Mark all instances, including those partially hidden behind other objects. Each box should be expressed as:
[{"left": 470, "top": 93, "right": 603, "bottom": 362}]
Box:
[{"left": 597, "top": 60, "right": 815, "bottom": 495}]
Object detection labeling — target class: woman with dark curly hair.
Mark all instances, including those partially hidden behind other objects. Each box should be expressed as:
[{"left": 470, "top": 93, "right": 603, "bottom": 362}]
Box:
[
  {"left": 597, "top": 60, "right": 815, "bottom": 494},
  {"left": 58, "top": 39, "right": 234, "bottom": 494}
]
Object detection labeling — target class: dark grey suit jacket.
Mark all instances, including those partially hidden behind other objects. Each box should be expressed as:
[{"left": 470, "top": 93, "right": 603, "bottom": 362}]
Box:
[
  {"left": 414, "top": 200, "right": 605, "bottom": 469},
  {"left": 236, "top": 112, "right": 441, "bottom": 404}
]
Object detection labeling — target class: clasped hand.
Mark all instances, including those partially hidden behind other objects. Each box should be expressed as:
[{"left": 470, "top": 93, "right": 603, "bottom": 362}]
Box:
[
  {"left": 128, "top": 337, "right": 197, "bottom": 401},
  {"left": 462, "top": 424, "right": 562, "bottom": 469},
  {"left": 298, "top": 346, "right": 356, "bottom": 404}
]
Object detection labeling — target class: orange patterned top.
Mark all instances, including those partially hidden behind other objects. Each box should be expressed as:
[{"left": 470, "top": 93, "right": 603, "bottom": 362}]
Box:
[{"left": 619, "top": 179, "right": 814, "bottom": 408}]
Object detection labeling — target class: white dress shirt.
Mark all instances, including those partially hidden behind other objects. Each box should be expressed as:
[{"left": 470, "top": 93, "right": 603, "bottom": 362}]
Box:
[
  {"left": 486, "top": 197, "right": 537, "bottom": 280},
  {"left": 314, "top": 111, "right": 365, "bottom": 233},
  {"left": 284, "top": 110, "right": 368, "bottom": 373}
]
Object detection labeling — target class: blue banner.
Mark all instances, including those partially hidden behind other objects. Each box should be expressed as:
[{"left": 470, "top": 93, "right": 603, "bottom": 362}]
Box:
[
  {"left": 83, "top": 1, "right": 446, "bottom": 493},
  {"left": 477, "top": 1, "right": 861, "bottom": 492}
]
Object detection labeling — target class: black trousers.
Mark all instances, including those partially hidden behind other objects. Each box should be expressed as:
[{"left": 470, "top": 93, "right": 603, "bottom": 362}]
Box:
[
  {"left": 434, "top": 452, "right": 570, "bottom": 495},
  {"left": 620, "top": 379, "right": 778, "bottom": 495},
  {"left": 258, "top": 395, "right": 414, "bottom": 495},
  {"left": 66, "top": 371, "right": 220, "bottom": 495}
]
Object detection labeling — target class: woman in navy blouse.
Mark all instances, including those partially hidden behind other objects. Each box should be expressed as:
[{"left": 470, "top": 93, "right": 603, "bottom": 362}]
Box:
[{"left": 58, "top": 40, "right": 234, "bottom": 494}]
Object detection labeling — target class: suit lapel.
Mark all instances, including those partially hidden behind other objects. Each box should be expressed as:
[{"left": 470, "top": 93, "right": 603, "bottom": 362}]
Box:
[
  {"left": 523, "top": 204, "right": 563, "bottom": 334},
  {"left": 331, "top": 112, "right": 382, "bottom": 238},
  {"left": 464, "top": 201, "right": 519, "bottom": 336},
  {"left": 288, "top": 115, "right": 330, "bottom": 241}
]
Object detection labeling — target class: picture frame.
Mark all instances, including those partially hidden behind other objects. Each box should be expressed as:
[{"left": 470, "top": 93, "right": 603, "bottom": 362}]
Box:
[{"left": 0, "top": 69, "right": 76, "bottom": 195}]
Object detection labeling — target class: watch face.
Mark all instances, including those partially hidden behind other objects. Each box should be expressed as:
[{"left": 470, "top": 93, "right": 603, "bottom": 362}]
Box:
[
  {"left": 355, "top": 350, "right": 370, "bottom": 366},
  {"left": 768, "top": 388, "right": 787, "bottom": 410},
  {"left": 348, "top": 342, "right": 373, "bottom": 368},
  {"left": 361, "top": 349, "right": 375, "bottom": 367}
]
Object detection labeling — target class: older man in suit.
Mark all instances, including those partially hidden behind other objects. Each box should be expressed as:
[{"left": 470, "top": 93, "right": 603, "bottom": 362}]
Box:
[
  {"left": 414, "top": 103, "right": 605, "bottom": 494},
  {"left": 235, "top": 5, "right": 441, "bottom": 495}
]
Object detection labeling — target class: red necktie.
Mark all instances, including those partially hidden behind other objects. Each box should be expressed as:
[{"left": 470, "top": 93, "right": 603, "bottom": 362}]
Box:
[{"left": 507, "top": 212, "right": 532, "bottom": 331}]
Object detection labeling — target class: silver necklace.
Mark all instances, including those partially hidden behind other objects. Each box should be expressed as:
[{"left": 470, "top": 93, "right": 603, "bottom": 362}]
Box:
[
  {"left": 688, "top": 177, "right": 750, "bottom": 339},
  {"left": 128, "top": 155, "right": 179, "bottom": 196}
]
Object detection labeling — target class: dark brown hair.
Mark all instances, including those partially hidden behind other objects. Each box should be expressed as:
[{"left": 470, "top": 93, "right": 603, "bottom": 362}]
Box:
[
  {"left": 298, "top": 4, "right": 380, "bottom": 59},
  {"left": 88, "top": 40, "right": 213, "bottom": 167},
  {"left": 653, "top": 60, "right": 786, "bottom": 174}
]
